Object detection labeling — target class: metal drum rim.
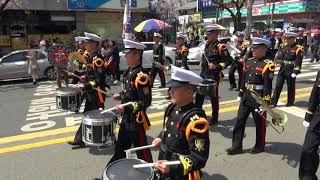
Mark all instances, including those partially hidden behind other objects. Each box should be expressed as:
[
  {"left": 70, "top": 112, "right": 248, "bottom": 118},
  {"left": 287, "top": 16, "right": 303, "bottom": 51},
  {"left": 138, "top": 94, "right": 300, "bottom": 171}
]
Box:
[{"left": 103, "top": 158, "right": 154, "bottom": 180}]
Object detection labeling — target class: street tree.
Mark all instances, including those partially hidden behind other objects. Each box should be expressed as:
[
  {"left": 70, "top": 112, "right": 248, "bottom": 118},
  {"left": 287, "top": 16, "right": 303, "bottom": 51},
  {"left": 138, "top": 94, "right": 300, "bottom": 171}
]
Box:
[{"left": 0, "top": 0, "right": 11, "bottom": 14}]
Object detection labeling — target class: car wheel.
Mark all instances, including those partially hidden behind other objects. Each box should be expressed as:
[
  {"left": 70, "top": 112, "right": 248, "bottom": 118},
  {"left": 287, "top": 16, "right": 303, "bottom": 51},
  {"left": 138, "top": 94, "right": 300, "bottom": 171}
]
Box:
[
  {"left": 45, "top": 66, "right": 56, "bottom": 80},
  {"left": 165, "top": 57, "right": 172, "bottom": 64}
]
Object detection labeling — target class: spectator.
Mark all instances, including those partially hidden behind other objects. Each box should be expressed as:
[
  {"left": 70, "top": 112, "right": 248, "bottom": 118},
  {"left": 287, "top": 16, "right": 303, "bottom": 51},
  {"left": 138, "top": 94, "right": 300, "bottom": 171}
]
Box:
[
  {"left": 39, "top": 35, "right": 47, "bottom": 51},
  {"left": 108, "top": 40, "right": 120, "bottom": 83},
  {"left": 26, "top": 50, "right": 40, "bottom": 85}
]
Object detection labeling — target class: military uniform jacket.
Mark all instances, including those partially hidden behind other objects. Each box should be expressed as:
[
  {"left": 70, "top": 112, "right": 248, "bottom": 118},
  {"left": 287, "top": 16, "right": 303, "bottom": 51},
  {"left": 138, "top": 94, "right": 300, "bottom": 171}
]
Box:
[
  {"left": 175, "top": 44, "right": 189, "bottom": 69},
  {"left": 305, "top": 71, "right": 320, "bottom": 124},
  {"left": 153, "top": 43, "right": 164, "bottom": 64},
  {"left": 158, "top": 103, "right": 209, "bottom": 180},
  {"left": 120, "top": 64, "right": 152, "bottom": 131},
  {"left": 276, "top": 43, "right": 304, "bottom": 76},
  {"left": 239, "top": 57, "right": 275, "bottom": 106},
  {"left": 83, "top": 51, "right": 107, "bottom": 90},
  {"left": 200, "top": 40, "right": 233, "bottom": 79}
]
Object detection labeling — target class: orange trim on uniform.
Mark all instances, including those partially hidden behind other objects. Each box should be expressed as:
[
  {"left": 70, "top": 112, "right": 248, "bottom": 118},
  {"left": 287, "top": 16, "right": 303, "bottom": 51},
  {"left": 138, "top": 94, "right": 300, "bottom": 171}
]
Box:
[
  {"left": 185, "top": 118, "right": 209, "bottom": 141},
  {"left": 97, "top": 86, "right": 104, "bottom": 104}
]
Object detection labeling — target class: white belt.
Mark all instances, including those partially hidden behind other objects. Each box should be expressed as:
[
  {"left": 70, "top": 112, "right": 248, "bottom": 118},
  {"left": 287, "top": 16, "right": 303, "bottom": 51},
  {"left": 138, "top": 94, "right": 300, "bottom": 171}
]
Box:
[
  {"left": 246, "top": 84, "right": 264, "bottom": 90},
  {"left": 283, "top": 60, "right": 294, "bottom": 65}
]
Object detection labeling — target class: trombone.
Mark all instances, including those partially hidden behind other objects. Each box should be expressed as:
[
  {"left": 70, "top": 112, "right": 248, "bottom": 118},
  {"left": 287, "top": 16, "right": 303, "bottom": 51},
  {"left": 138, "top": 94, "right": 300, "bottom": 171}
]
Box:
[
  {"left": 248, "top": 89, "right": 288, "bottom": 134},
  {"left": 153, "top": 61, "right": 171, "bottom": 71}
]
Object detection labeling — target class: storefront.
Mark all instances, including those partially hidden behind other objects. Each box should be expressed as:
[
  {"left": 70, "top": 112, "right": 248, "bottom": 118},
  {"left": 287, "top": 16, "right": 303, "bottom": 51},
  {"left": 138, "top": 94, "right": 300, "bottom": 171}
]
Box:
[{"left": 219, "top": 0, "right": 320, "bottom": 31}]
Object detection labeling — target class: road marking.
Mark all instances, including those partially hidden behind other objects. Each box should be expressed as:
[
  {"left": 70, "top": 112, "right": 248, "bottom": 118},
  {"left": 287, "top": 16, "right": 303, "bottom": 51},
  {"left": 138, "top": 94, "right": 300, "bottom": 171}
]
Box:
[{"left": 0, "top": 91, "right": 312, "bottom": 155}]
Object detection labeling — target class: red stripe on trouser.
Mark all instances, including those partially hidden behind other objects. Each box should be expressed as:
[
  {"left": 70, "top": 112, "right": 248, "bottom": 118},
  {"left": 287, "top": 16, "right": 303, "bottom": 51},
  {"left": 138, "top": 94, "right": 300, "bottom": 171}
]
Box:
[
  {"left": 261, "top": 112, "right": 266, "bottom": 150},
  {"left": 138, "top": 129, "right": 150, "bottom": 162},
  {"left": 216, "top": 81, "right": 220, "bottom": 120}
]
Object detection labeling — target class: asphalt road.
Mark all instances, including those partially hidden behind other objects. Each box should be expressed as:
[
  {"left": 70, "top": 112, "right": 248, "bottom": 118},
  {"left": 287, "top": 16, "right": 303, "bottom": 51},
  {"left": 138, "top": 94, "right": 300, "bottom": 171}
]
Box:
[{"left": 0, "top": 59, "right": 319, "bottom": 180}]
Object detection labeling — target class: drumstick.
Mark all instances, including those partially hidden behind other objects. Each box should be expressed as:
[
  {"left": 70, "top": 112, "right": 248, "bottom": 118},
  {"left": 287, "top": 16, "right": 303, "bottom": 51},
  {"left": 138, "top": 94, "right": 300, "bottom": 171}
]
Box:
[
  {"left": 64, "top": 70, "right": 109, "bottom": 96},
  {"left": 133, "top": 161, "right": 181, "bottom": 169},
  {"left": 125, "top": 144, "right": 155, "bottom": 153},
  {"left": 100, "top": 102, "right": 133, "bottom": 114}
]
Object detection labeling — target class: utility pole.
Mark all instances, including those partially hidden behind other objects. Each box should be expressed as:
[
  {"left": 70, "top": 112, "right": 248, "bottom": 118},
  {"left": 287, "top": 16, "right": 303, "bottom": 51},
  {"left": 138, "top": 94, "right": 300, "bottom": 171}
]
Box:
[{"left": 245, "top": 0, "right": 254, "bottom": 36}]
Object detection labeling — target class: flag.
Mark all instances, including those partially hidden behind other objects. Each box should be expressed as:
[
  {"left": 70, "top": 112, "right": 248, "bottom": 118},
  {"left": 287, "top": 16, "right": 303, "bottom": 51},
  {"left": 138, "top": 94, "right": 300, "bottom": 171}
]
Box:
[{"left": 122, "top": 0, "right": 132, "bottom": 39}]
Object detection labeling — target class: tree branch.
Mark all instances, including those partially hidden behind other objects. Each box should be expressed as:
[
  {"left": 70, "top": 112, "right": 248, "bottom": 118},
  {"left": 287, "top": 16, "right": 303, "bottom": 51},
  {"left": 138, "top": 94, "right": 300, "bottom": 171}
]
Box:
[
  {"left": 0, "top": 0, "right": 11, "bottom": 12},
  {"left": 216, "top": 2, "right": 236, "bottom": 17}
]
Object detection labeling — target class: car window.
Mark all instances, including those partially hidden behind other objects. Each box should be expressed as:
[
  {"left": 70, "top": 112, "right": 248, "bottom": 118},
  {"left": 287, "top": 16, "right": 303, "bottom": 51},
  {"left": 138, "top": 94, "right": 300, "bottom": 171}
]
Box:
[
  {"left": 144, "top": 44, "right": 154, "bottom": 51},
  {"left": 35, "top": 51, "right": 47, "bottom": 60},
  {"left": 2, "top": 52, "right": 26, "bottom": 63}
]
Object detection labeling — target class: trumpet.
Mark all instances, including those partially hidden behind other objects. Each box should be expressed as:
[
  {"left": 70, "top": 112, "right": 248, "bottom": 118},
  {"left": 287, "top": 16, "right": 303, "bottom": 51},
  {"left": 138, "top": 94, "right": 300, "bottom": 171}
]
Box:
[
  {"left": 153, "top": 61, "right": 171, "bottom": 71},
  {"left": 248, "top": 89, "right": 288, "bottom": 134}
]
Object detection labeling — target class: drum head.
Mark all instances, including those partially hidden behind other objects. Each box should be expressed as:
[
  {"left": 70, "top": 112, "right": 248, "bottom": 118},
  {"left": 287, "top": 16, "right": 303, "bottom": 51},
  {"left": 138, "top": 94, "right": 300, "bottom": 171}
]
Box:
[
  {"left": 104, "top": 159, "right": 153, "bottom": 180},
  {"left": 56, "top": 87, "right": 79, "bottom": 95},
  {"left": 83, "top": 110, "right": 115, "bottom": 125}
]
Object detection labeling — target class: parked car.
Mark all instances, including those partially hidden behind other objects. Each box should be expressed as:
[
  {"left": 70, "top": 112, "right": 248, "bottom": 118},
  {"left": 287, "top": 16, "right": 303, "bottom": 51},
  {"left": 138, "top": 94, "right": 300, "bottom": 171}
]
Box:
[
  {"left": 187, "top": 40, "right": 206, "bottom": 64},
  {"left": 0, "top": 49, "right": 55, "bottom": 81},
  {"left": 119, "top": 42, "right": 176, "bottom": 71}
]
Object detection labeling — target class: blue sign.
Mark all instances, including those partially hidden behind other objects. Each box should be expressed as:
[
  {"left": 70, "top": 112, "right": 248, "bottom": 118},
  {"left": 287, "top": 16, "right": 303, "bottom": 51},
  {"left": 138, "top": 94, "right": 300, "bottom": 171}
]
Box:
[
  {"left": 68, "top": 0, "right": 137, "bottom": 10},
  {"left": 198, "top": 0, "right": 217, "bottom": 10}
]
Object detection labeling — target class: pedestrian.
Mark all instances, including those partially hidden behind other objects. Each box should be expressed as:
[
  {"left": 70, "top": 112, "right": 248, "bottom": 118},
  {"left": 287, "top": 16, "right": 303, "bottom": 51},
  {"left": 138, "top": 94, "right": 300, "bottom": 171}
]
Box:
[
  {"left": 226, "top": 37, "right": 275, "bottom": 155},
  {"left": 108, "top": 40, "right": 120, "bottom": 84},
  {"left": 270, "top": 32, "right": 304, "bottom": 107},
  {"left": 195, "top": 24, "right": 233, "bottom": 126},
  {"left": 299, "top": 70, "right": 320, "bottom": 180},
  {"left": 152, "top": 66, "right": 210, "bottom": 180},
  {"left": 310, "top": 32, "right": 320, "bottom": 63},
  {"left": 26, "top": 50, "right": 40, "bottom": 85}
]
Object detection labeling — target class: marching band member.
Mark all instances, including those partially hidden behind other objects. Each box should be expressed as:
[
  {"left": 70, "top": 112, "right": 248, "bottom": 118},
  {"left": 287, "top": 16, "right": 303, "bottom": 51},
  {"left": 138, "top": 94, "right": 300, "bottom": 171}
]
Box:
[
  {"left": 68, "top": 32, "right": 107, "bottom": 149},
  {"left": 270, "top": 32, "right": 304, "bottom": 108},
  {"left": 151, "top": 32, "right": 166, "bottom": 88},
  {"left": 299, "top": 71, "right": 320, "bottom": 180},
  {"left": 152, "top": 66, "right": 210, "bottom": 180},
  {"left": 228, "top": 31, "right": 247, "bottom": 91},
  {"left": 174, "top": 32, "right": 189, "bottom": 70},
  {"left": 195, "top": 24, "right": 233, "bottom": 126},
  {"left": 226, "top": 38, "right": 275, "bottom": 155},
  {"left": 107, "top": 39, "right": 153, "bottom": 164},
  {"left": 71, "top": 36, "right": 87, "bottom": 84}
]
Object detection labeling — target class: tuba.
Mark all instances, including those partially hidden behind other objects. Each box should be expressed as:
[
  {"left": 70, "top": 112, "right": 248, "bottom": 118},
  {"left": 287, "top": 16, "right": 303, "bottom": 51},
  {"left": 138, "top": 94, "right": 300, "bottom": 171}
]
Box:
[
  {"left": 68, "top": 51, "right": 87, "bottom": 72},
  {"left": 248, "top": 89, "right": 288, "bottom": 134}
]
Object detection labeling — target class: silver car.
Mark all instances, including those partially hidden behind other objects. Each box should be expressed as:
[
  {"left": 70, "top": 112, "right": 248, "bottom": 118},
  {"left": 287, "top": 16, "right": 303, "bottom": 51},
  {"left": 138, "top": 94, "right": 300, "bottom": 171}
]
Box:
[
  {"left": 119, "top": 42, "right": 176, "bottom": 71},
  {"left": 0, "top": 49, "right": 55, "bottom": 81}
]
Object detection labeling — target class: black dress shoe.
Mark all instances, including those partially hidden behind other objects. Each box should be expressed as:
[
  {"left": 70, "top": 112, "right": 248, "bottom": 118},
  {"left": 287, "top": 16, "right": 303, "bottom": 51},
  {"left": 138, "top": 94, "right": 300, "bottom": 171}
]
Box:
[
  {"left": 68, "top": 141, "right": 86, "bottom": 148},
  {"left": 93, "top": 178, "right": 101, "bottom": 180},
  {"left": 229, "top": 86, "right": 236, "bottom": 91},
  {"left": 250, "top": 148, "right": 264, "bottom": 154},
  {"left": 286, "top": 103, "right": 294, "bottom": 107},
  {"left": 226, "top": 147, "right": 243, "bottom": 155},
  {"left": 158, "top": 85, "right": 166, "bottom": 88},
  {"left": 209, "top": 120, "right": 218, "bottom": 126}
]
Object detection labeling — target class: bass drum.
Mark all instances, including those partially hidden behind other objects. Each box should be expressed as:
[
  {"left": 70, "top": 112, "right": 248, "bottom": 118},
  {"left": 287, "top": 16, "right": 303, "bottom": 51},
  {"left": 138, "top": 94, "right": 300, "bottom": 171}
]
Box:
[{"left": 103, "top": 158, "right": 154, "bottom": 180}]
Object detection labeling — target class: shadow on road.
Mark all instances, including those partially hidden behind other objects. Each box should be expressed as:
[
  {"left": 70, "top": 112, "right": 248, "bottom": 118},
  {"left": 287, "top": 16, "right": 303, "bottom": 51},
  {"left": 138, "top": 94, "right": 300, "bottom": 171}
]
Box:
[
  {"left": 202, "top": 171, "right": 228, "bottom": 180},
  {"left": 210, "top": 117, "right": 257, "bottom": 139},
  {"left": 88, "top": 145, "right": 115, "bottom": 156},
  {"left": 265, "top": 141, "right": 302, "bottom": 168},
  {"left": 295, "top": 101, "right": 308, "bottom": 108}
]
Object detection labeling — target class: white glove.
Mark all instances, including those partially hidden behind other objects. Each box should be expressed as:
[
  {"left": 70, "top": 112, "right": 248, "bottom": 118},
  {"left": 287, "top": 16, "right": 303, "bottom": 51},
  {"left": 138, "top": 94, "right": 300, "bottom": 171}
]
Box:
[
  {"left": 303, "top": 120, "right": 310, "bottom": 128},
  {"left": 291, "top": 73, "right": 297, "bottom": 78},
  {"left": 236, "top": 96, "right": 241, "bottom": 101}
]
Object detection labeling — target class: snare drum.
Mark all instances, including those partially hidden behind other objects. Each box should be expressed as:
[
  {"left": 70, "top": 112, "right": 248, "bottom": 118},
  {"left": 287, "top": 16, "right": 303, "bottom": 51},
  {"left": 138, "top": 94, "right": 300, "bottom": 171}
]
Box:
[
  {"left": 82, "top": 109, "right": 116, "bottom": 147},
  {"left": 103, "top": 158, "right": 154, "bottom": 180},
  {"left": 196, "top": 79, "right": 217, "bottom": 97},
  {"left": 56, "top": 87, "right": 81, "bottom": 111}
]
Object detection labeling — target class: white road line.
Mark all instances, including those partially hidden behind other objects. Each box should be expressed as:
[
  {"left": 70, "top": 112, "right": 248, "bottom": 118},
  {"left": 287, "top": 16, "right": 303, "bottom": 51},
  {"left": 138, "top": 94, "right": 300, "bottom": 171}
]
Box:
[{"left": 276, "top": 102, "right": 306, "bottom": 119}]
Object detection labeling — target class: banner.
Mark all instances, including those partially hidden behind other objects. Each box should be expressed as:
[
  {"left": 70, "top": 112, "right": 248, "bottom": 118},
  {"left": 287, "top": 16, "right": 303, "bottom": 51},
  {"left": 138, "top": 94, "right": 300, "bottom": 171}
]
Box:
[
  {"left": 0, "top": 35, "right": 11, "bottom": 47},
  {"left": 122, "top": 0, "right": 132, "bottom": 39}
]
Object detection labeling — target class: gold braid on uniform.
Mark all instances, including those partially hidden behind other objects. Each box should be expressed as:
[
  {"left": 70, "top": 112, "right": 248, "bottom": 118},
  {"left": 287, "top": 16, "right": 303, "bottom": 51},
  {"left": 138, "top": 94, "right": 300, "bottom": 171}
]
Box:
[
  {"left": 134, "top": 71, "right": 151, "bottom": 131},
  {"left": 185, "top": 114, "right": 209, "bottom": 141},
  {"left": 181, "top": 46, "right": 189, "bottom": 56},
  {"left": 262, "top": 60, "right": 275, "bottom": 76},
  {"left": 179, "top": 156, "right": 193, "bottom": 176},
  {"left": 93, "top": 56, "right": 103, "bottom": 69}
]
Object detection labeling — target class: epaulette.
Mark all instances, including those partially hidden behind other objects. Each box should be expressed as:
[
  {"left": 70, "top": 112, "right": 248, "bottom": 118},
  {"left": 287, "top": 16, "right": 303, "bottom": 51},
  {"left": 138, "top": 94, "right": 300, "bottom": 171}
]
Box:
[
  {"left": 262, "top": 59, "right": 276, "bottom": 76},
  {"left": 185, "top": 114, "right": 209, "bottom": 141},
  {"left": 296, "top": 45, "right": 304, "bottom": 55},
  {"left": 218, "top": 43, "right": 228, "bottom": 56}
]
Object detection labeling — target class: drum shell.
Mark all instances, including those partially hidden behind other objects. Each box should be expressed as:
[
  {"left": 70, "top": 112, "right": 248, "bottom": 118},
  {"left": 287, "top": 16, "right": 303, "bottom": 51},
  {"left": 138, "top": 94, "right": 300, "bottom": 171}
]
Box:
[
  {"left": 55, "top": 87, "right": 81, "bottom": 111},
  {"left": 196, "top": 79, "right": 217, "bottom": 97},
  {"left": 103, "top": 158, "right": 154, "bottom": 180},
  {"left": 82, "top": 109, "right": 116, "bottom": 146}
]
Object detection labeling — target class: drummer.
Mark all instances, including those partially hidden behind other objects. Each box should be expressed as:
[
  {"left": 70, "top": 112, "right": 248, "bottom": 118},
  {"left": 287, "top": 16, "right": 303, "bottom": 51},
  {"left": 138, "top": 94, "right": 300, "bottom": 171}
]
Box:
[
  {"left": 152, "top": 66, "right": 210, "bottom": 180},
  {"left": 107, "top": 39, "right": 153, "bottom": 164},
  {"left": 68, "top": 32, "right": 108, "bottom": 149}
]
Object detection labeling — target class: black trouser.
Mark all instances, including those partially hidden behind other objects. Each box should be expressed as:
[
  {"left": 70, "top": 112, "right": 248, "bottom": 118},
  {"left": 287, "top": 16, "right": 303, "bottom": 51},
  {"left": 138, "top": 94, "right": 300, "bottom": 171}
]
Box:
[
  {"left": 150, "top": 65, "right": 166, "bottom": 87},
  {"left": 107, "top": 123, "right": 152, "bottom": 166},
  {"left": 73, "top": 91, "right": 104, "bottom": 143},
  {"left": 232, "top": 99, "right": 266, "bottom": 150},
  {"left": 195, "top": 80, "right": 219, "bottom": 122},
  {"left": 113, "top": 62, "right": 120, "bottom": 81},
  {"left": 271, "top": 72, "right": 296, "bottom": 106},
  {"left": 228, "top": 63, "right": 243, "bottom": 89},
  {"left": 311, "top": 44, "right": 319, "bottom": 62},
  {"left": 71, "top": 71, "right": 84, "bottom": 84},
  {"left": 299, "top": 116, "right": 320, "bottom": 180}
]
